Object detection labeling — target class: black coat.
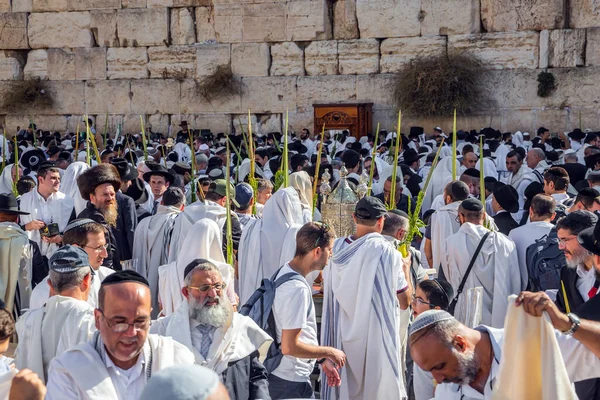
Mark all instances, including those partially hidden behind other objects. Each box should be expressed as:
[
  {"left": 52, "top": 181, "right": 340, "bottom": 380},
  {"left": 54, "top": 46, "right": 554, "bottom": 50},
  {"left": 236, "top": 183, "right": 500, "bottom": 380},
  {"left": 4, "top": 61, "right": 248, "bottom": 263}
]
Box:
[
  {"left": 135, "top": 205, "right": 151, "bottom": 222},
  {"left": 77, "top": 202, "right": 121, "bottom": 270},
  {"left": 221, "top": 350, "right": 270, "bottom": 400},
  {"left": 555, "top": 266, "right": 587, "bottom": 314},
  {"left": 30, "top": 240, "right": 48, "bottom": 288},
  {"left": 375, "top": 192, "right": 410, "bottom": 213},
  {"left": 493, "top": 212, "right": 518, "bottom": 236},
  {"left": 114, "top": 192, "right": 137, "bottom": 261},
  {"left": 561, "top": 162, "right": 588, "bottom": 187}
]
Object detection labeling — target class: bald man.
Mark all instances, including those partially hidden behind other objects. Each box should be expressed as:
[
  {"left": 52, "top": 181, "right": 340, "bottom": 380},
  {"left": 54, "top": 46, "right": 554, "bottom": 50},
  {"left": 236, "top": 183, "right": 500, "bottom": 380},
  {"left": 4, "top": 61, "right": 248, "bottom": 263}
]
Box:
[{"left": 45, "top": 271, "right": 195, "bottom": 400}]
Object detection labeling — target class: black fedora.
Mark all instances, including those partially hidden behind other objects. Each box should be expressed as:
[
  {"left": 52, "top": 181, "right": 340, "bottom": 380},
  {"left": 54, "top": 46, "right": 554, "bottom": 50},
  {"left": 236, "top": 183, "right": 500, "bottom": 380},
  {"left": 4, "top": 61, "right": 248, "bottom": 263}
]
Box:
[
  {"left": 0, "top": 193, "right": 30, "bottom": 215},
  {"left": 578, "top": 221, "right": 600, "bottom": 256},
  {"left": 111, "top": 158, "right": 138, "bottom": 181},
  {"left": 143, "top": 164, "right": 175, "bottom": 185},
  {"left": 124, "top": 178, "right": 149, "bottom": 205}
]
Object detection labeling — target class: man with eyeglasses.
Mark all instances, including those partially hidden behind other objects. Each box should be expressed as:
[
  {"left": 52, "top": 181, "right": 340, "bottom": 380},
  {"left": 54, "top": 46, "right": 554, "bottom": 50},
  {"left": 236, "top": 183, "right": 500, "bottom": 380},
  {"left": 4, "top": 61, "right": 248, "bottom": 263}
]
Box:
[
  {"left": 29, "top": 219, "right": 114, "bottom": 309},
  {"left": 16, "top": 245, "right": 96, "bottom": 383},
  {"left": 45, "top": 270, "right": 194, "bottom": 400},
  {"left": 152, "top": 258, "right": 272, "bottom": 400}
]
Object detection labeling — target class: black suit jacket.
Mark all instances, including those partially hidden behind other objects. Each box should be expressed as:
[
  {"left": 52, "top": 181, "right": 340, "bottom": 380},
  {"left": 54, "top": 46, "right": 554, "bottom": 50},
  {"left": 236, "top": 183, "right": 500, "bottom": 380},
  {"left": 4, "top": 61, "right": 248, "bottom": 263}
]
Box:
[
  {"left": 374, "top": 192, "right": 410, "bottom": 213},
  {"left": 493, "top": 211, "right": 518, "bottom": 236},
  {"left": 221, "top": 350, "right": 270, "bottom": 400},
  {"left": 561, "top": 162, "right": 588, "bottom": 187},
  {"left": 114, "top": 191, "right": 137, "bottom": 261}
]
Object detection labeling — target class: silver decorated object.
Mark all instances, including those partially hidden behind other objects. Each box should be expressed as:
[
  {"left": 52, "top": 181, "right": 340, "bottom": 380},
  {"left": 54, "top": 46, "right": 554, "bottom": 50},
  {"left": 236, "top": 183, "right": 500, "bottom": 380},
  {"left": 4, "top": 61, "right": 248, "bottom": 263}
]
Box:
[
  {"left": 356, "top": 170, "right": 369, "bottom": 199},
  {"left": 320, "top": 166, "right": 359, "bottom": 237}
]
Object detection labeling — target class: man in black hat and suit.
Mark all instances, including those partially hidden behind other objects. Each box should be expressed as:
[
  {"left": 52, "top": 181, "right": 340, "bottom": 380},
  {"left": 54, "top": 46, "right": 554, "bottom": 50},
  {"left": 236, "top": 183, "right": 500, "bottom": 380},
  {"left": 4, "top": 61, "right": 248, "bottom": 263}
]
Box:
[
  {"left": 125, "top": 178, "right": 151, "bottom": 222},
  {"left": 110, "top": 158, "right": 139, "bottom": 262},
  {"left": 492, "top": 184, "right": 520, "bottom": 235},
  {"left": 144, "top": 165, "right": 175, "bottom": 215}
]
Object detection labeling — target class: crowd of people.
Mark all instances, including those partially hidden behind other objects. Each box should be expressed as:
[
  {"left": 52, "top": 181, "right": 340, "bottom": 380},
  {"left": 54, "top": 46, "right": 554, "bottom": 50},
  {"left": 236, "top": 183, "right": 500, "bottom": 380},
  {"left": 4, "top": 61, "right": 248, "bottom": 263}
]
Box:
[{"left": 0, "top": 121, "right": 599, "bottom": 399}]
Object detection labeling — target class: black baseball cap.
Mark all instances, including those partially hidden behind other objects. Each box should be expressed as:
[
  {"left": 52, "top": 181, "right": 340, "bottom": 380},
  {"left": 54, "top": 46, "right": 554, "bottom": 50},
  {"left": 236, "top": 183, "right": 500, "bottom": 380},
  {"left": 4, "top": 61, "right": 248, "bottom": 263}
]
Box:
[{"left": 354, "top": 196, "right": 387, "bottom": 220}]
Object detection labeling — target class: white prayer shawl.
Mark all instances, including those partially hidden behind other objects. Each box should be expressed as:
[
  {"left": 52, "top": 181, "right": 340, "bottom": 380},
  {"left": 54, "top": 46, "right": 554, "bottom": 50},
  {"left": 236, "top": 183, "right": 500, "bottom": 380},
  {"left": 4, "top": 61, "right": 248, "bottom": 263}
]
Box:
[
  {"left": 445, "top": 223, "right": 521, "bottom": 328},
  {"left": 47, "top": 333, "right": 195, "bottom": 400},
  {"left": 168, "top": 200, "right": 226, "bottom": 263},
  {"left": 321, "top": 233, "right": 405, "bottom": 400},
  {"left": 431, "top": 201, "right": 461, "bottom": 274},
  {"left": 173, "top": 142, "right": 192, "bottom": 162},
  {"left": 19, "top": 190, "right": 74, "bottom": 258},
  {"left": 0, "top": 222, "right": 32, "bottom": 312},
  {"left": 133, "top": 205, "right": 181, "bottom": 316},
  {"left": 150, "top": 302, "right": 272, "bottom": 374},
  {"left": 492, "top": 295, "right": 577, "bottom": 400},
  {"left": 15, "top": 295, "right": 95, "bottom": 383},
  {"left": 494, "top": 143, "right": 511, "bottom": 173},
  {"left": 371, "top": 157, "right": 391, "bottom": 196},
  {"left": 290, "top": 171, "right": 315, "bottom": 223},
  {"left": 237, "top": 187, "right": 303, "bottom": 305},
  {"left": 237, "top": 158, "right": 265, "bottom": 183},
  {"left": 29, "top": 266, "right": 114, "bottom": 310},
  {"left": 483, "top": 157, "right": 498, "bottom": 179},
  {"left": 60, "top": 162, "right": 90, "bottom": 215},
  {"left": 0, "top": 164, "right": 16, "bottom": 194},
  {"left": 423, "top": 157, "right": 459, "bottom": 212},
  {"left": 506, "top": 165, "right": 532, "bottom": 188}
]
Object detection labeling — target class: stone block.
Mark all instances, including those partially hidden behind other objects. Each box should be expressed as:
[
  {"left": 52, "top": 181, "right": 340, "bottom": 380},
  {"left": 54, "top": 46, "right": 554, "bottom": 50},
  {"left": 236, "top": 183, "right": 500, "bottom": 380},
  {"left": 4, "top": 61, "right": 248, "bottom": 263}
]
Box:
[
  {"left": 587, "top": 28, "right": 600, "bottom": 67},
  {"left": 448, "top": 32, "right": 539, "bottom": 69},
  {"left": 213, "top": 4, "right": 243, "bottom": 43},
  {"left": 481, "top": 0, "right": 564, "bottom": 32},
  {"left": 32, "top": 0, "right": 68, "bottom": 12},
  {"left": 148, "top": 46, "right": 196, "bottom": 79},
  {"left": 570, "top": 0, "right": 600, "bottom": 29},
  {"left": 242, "top": 3, "right": 286, "bottom": 42},
  {"left": 36, "top": 81, "right": 85, "bottom": 114},
  {"left": 196, "top": 7, "right": 216, "bottom": 43},
  {"left": 270, "top": 42, "right": 304, "bottom": 76},
  {"left": 122, "top": 0, "right": 147, "bottom": 7},
  {"left": 4, "top": 115, "right": 71, "bottom": 131},
  {"left": 75, "top": 48, "right": 107, "bottom": 80},
  {"left": 356, "top": 0, "right": 420, "bottom": 39},
  {"left": 130, "top": 79, "right": 181, "bottom": 114},
  {"left": 338, "top": 39, "right": 379, "bottom": 75},
  {"left": 69, "top": 0, "right": 121, "bottom": 11},
  {"left": 171, "top": 114, "right": 232, "bottom": 134},
  {"left": 241, "top": 76, "right": 296, "bottom": 113},
  {"left": 0, "top": 0, "right": 9, "bottom": 12},
  {"left": 0, "top": 13, "right": 28, "bottom": 50},
  {"left": 305, "top": 41, "right": 338, "bottom": 76},
  {"left": 234, "top": 113, "right": 281, "bottom": 135},
  {"left": 180, "top": 79, "right": 242, "bottom": 113},
  {"left": 286, "top": 0, "right": 332, "bottom": 41},
  {"left": 107, "top": 48, "right": 148, "bottom": 79},
  {"left": 171, "top": 8, "right": 196, "bottom": 45},
  {"left": 47, "top": 48, "right": 75, "bottom": 80},
  {"left": 287, "top": 110, "right": 313, "bottom": 132},
  {"left": 380, "top": 36, "right": 447, "bottom": 73},
  {"left": 148, "top": 0, "right": 210, "bottom": 5},
  {"left": 0, "top": 52, "right": 24, "bottom": 80},
  {"left": 117, "top": 9, "right": 168, "bottom": 47},
  {"left": 333, "top": 0, "right": 359, "bottom": 40},
  {"left": 421, "top": 0, "right": 480, "bottom": 35},
  {"left": 231, "top": 43, "right": 269, "bottom": 77},
  {"left": 90, "top": 10, "right": 118, "bottom": 48},
  {"left": 296, "top": 75, "right": 356, "bottom": 112},
  {"left": 29, "top": 12, "right": 94, "bottom": 49},
  {"left": 147, "top": 114, "right": 169, "bottom": 133},
  {"left": 196, "top": 44, "right": 230, "bottom": 77},
  {"left": 356, "top": 74, "right": 399, "bottom": 106},
  {"left": 545, "top": 29, "right": 586, "bottom": 68},
  {"left": 23, "top": 49, "right": 47, "bottom": 79},
  {"left": 11, "top": 0, "right": 32, "bottom": 12}
]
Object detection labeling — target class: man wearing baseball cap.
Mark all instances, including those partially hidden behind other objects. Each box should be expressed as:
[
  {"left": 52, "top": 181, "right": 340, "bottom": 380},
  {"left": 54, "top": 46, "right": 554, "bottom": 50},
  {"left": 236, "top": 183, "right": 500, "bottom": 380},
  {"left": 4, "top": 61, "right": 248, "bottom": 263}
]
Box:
[
  {"left": 15, "top": 245, "right": 96, "bottom": 383},
  {"left": 320, "top": 196, "right": 411, "bottom": 399}
]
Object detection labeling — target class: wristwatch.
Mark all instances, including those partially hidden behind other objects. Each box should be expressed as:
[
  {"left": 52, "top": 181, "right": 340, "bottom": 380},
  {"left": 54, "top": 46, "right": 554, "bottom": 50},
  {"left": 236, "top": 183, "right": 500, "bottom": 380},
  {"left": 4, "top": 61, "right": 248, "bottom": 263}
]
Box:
[{"left": 564, "top": 313, "right": 581, "bottom": 336}]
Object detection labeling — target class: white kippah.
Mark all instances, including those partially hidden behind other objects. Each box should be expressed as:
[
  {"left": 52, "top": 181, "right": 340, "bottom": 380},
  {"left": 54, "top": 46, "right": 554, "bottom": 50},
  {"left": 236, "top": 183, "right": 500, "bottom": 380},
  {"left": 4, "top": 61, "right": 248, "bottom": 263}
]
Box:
[
  {"left": 409, "top": 309, "right": 454, "bottom": 337},
  {"left": 140, "top": 365, "right": 220, "bottom": 400}
]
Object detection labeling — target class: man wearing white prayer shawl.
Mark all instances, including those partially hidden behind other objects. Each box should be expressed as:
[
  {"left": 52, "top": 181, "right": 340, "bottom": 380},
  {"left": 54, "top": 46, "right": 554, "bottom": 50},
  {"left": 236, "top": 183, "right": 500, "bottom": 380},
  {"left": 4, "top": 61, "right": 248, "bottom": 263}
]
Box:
[
  {"left": 289, "top": 171, "right": 317, "bottom": 223},
  {"left": 0, "top": 164, "right": 22, "bottom": 195},
  {"left": 20, "top": 164, "right": 75, "bottom": 259},
  {"left": 45, "top": 270, "right": 195, "bottom": 400},
  {"left": 409, "top": 294, "right": 600, "bottom": 400},
  {"left": 504, "top": 150, "right": 534, "bottom": 222},
  {"left": 422, "top": 156, "right": 460, "bottom": 213},
  {"left": 237, "top": 187, "right": 304, "bottom": 305},
  {"left": 16, "top": 245, "right": 96, "bottom": 383},
  {"left": 132, "top": 187, "right": 184, "bottom": 318},
  {"left": 152, "top": 259, "right": 271, "bottom": 400},
  {"left": 60, "top": 162, "right": 90, "bottom": 216},
  {"left": 158, "top": 219, "right": 236, "bottom": 317},
  {"left": 321, "top": 196, "right": 411, "bottom": 400},
  {"left": 29, "top": 219, "right": 114, "bottom": 310},
  {"left": 445, "top": 199, "right": 521, "bottom": 328}
]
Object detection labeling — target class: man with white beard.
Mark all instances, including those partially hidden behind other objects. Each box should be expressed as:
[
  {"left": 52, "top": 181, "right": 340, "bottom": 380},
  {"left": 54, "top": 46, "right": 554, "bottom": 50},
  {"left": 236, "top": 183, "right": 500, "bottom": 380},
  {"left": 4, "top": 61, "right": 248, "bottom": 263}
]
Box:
[
  {"left": 16, "top": 245, "right": 96, "bottom": 383},
  {"left": 46, "top": 270, "right": 194, "bottom": 400},
  {"left": 151, "top": 259, "right": 271, "bottom": 400}
]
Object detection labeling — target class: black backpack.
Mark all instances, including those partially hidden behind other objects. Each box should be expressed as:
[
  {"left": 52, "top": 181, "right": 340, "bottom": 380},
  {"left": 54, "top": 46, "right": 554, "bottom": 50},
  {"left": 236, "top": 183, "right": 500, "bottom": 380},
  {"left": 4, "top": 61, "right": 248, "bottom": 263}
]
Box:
[
  {"left": 239, "top": 267, "right": 312, "bottom": 373},
  {"left": 525, "top": 229, "right": 565, "bottom": 292}
]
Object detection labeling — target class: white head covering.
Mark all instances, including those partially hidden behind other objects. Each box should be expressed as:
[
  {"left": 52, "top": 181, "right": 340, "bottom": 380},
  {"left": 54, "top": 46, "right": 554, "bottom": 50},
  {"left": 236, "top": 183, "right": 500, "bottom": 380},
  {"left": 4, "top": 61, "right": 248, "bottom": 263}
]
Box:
[
  {"left": 177, "top": 219, "right": 225, "bottom": 268},
  {"left": 422, "top": 156, "right": 460, "bottom": 211},
  {"left": 61, "top": 162, "right": 90, "bottom": 215},
  {"left": 289, "top": 171, "right": 313, "bottom": 210},
  {"left": 0, "top": 164, "right": 18, "bottom": 194}
]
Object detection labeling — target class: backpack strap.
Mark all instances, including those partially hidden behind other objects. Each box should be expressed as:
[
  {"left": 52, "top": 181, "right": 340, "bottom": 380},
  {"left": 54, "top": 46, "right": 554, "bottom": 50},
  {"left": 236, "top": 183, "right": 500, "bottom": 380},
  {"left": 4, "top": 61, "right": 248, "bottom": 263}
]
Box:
[{"left": 273, "top": 266, "right": 314, "bottom": 318}]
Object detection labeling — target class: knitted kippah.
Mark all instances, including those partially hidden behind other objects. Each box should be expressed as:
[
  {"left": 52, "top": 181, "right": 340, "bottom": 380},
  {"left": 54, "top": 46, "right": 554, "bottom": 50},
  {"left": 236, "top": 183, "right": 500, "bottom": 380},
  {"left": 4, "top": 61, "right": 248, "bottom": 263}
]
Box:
[
  {"left": 408, "top": 309, "right": 455, "bottom": 337},
  {"left": 63, "top": 218, "right": 97, "bottom": 233}
]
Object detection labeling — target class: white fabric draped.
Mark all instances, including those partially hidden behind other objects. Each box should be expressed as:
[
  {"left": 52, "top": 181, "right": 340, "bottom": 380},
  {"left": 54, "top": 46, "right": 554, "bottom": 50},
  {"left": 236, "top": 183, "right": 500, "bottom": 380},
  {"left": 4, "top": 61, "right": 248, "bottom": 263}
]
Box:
[
  {"left": 0, "top": 222, "right": 32, "bottom": 313},
  {"left": 60, "top": 162, "right": 90, "bottom": 215},
  {"left": 289, "top": 171, "right": 314, "bottom": 223},
  {"left": 422, "top": 157, "right": 459, "bottom": 213},
  {"left": 431, "top": 201, "right": 461, "bottom": 274},
  {"left": 0, "top": 164, "right": 16, "bottom": 194}
]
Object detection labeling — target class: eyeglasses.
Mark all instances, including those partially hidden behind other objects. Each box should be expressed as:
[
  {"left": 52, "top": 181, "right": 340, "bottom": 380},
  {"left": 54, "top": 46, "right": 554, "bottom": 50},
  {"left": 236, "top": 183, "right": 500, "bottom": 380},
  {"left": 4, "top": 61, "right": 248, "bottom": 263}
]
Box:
[
  {"left": 98, "top": 309, "right": 150, "bottom": 333},
  {"left": 187, "top": 283, "right": 225, "bottom": 292},
  {"left": 313, "top": 222, "right": 331, "bottom": 248},
  {"left": 412, "top": 294, "right": 434, "bottom": 308},
  {"left": 557, "top": 235, "right": 577, "bottom": 246},
  {"left": 85, "top": 243, "right": 109, "bottom": 253}
]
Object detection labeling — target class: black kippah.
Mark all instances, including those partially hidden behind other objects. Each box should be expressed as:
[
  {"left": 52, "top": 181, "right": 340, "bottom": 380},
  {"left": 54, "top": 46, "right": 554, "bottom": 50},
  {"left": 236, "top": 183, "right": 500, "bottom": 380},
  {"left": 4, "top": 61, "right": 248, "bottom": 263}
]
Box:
[
  {"left": 461, "top": 197, "right": 483, "bottom": 212},
  {"left": 462, "top": 168, "right": 480, "bottom": 178},
  {"left": 101, "top": 270, "right": 150, "bottom": 288},
  {"left": 390, "top": 209, "right": 409, "bottom": 219},
  {"left": 183, "top": 258, "right": 215, "bottom": 280}
]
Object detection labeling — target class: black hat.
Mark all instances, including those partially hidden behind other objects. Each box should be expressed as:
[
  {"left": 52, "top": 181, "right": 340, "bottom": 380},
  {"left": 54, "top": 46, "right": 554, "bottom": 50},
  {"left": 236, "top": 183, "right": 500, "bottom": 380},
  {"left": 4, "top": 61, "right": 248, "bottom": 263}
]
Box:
[
  {"left": 569, "top": 129, "right": 586, "bottom": 140},
  {"left": 403, "top": 149, "right": 420, "bottom": 165},
  {"left": 493, "top": 184, "right": 519, "bottom": 213},
  {"left": 179, "top": 120, "right": 188, "bottom": 127},
  {"left": 0, "top": 193, "right": 29, "bottom": 215},
  {"left": 143, "top": 165, "right": 175, "bottom": 185},
  {"left": 125, "top": 178, "right": 149, "bottom": 205},
  {"left": 47, "top": 145, "right": 61, "bottom": 156},
  {"left": 578, "top": 187, "right": 600, "bottom": 199},
  {"left": 461, "top": 198, "right": 484, "bottom": 212},
  {"left": 172, "top": 162, "right": 192, "bottom": 175},
  {"left": 77, "top": 164, "right": 122, "bottom": 201},
  {"left": 409, "top": 127, "right": 424, "bottom": 138},
  {"left": 101, "top": 270, "right": 150, "bottom": 288},
  {"left": 462, "top": 168, "right": 480, "bottom": 178},
  {"left": 585, "top": 153, "right": 600, "bottom": 170},
  {"left": 20, "top": 149, "right": 46, "bottom": 171},
  {"left": 111, "top": 158, "right": 138, "bottom": 181},
  {"left": 183, "top": 258, "right": 217, "bottom": 280},
  {"left": 354, "top": 196, "right": 387, "bottom": 220},
  {"left": 578, "top": 221, "right": 600, "bottom": 256}
]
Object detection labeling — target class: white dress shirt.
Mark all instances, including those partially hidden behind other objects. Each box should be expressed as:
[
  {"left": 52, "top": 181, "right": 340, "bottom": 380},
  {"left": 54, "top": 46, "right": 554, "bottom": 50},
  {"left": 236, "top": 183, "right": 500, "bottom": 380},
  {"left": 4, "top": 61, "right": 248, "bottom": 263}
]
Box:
[{"left": 575, "top": 264, "right": 597, "bottom": 302}]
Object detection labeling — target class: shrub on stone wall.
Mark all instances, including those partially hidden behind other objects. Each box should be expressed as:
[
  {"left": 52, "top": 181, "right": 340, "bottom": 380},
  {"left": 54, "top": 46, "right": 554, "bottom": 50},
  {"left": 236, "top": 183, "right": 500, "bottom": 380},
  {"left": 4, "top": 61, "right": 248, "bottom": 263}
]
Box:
[
  {"left": 393, "top": 53, "right": 485, "bottom": 118},
  {"left": 194, "top": 65, "right": 243, "bottom": 103},
  {"left": 537, "top": 72, "right": 556, "bottom": 98},
  {"left": 1, "top": 79, "right": 54, "bottom": 113}
]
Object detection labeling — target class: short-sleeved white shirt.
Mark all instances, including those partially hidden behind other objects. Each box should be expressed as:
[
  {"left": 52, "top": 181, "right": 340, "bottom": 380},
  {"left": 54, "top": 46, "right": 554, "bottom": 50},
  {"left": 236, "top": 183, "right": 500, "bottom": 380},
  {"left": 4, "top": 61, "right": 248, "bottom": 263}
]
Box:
[{"left": 271, "top": 263, "right": 318, "bottom": 383}]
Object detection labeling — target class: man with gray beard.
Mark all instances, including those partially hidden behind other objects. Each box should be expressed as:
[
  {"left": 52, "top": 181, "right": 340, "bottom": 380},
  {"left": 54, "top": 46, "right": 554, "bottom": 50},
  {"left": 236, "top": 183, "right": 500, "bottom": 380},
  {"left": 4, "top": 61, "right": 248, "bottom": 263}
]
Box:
[
  {"left": 555, "top": 211, "right": 598, "bottom": 314},
  {"left": 151, "top": 258, "right": 272, "bottom": 400}
]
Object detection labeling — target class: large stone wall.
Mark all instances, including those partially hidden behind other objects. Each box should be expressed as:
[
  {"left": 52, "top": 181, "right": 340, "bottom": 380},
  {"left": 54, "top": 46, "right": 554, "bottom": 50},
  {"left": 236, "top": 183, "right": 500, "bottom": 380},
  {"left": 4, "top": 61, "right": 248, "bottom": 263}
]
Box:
[{"left": 1, "top": 0, "right": 600, "bottom": 135}]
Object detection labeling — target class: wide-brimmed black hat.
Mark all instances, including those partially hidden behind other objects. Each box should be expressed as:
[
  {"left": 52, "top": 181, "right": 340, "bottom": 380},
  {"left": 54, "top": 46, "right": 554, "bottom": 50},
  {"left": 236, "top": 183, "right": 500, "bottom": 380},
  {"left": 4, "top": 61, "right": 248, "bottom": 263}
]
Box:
[
  {"left": 569, "top": 129, "right": 586, "bottom": 140},
  {"left": 402, "top": 149, "right": 420, "bottom": 165},
  {"left": 172, "top": 162, "right": 191, "bottom": 175},
  {"left": 20, "top": 149, "right": 46, "bottom": 171},
  {"left": 111, "top": 158, "right": 138, "bottom": 181},
  {"left": 143, "top": 164, "right": 175, "bottom": 185},
  {"left": 493, "top": 184, "right": 519, "bottom": 213},
  {"left": 0, "top": 193, "right": 29, "bottom": 215},
  {"left": 124, "top": 178, "right": 149, "bottom": 205},
  {"left": 578, "top": 221, "right": 600, "bottom": 256}
]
